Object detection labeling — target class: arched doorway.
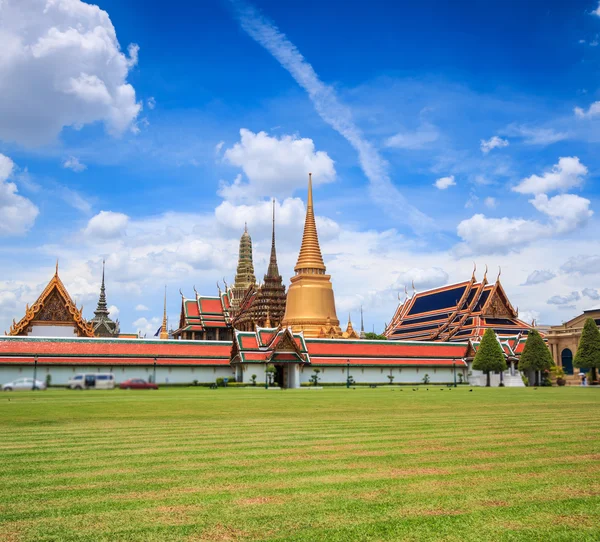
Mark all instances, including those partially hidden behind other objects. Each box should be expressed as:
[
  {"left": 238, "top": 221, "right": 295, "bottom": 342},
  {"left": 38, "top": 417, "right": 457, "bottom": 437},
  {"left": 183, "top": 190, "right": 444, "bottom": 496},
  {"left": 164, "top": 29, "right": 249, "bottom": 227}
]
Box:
[{"left": 561, "top": 348, "right": 574, "bottom": 375}]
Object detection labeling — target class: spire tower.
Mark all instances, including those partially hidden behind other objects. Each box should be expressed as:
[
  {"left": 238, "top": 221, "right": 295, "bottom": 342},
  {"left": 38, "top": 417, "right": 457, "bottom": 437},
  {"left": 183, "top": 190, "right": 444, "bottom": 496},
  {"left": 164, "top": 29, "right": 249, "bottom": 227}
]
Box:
[
  {"left": 90, "top": 260, "right": 119, "bottom": 337},
  {"left": 160, "top": 286, "right": 168, "bottom": 339},
  {"left": 231, "top": 225, "right": 257, "bottom": 311},
  {"left": 281, "top": 173, "right": 341, "bottom": 338}
]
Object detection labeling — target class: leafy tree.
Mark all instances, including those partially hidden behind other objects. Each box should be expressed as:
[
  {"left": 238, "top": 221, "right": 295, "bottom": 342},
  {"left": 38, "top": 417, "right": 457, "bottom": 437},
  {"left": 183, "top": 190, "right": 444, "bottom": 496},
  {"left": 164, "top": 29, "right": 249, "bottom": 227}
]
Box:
[
  {"left": 422, "top": 374, "right": 430, "bottom": 384},
  {"left": 472, "top": 328, "right": 507, "bottom": 387},
  {"left": 310, "top": 368, "right": 321, "bottom": 386},
  {"left": 519, "top": 329, "right": 554, "bottom": 386},
  {"left": 574, "top": 318, "right": 600, "bottom": 383},
  {"left": 250, "top": 374, "right": 257, "bottom": 386},
  {"left": 387, "top": 374, "right": 395, "bottom": 384},
  {"left": 365, "top": 332, "right": 387, "bottom": 340}
]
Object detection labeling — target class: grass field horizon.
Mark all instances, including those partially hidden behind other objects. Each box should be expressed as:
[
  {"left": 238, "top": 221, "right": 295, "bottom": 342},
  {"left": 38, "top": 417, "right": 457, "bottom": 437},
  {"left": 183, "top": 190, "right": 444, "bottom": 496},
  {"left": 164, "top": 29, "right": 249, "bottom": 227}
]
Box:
[{"left": 1, "top": 387, "right": 599, "bottom": 541}]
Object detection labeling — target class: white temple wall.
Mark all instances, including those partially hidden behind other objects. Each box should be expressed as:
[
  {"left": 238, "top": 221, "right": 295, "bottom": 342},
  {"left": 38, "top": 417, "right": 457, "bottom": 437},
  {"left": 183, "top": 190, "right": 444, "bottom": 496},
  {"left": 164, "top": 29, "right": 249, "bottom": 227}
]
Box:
[
  {"left": 0, "top": 365, "right": 236, "bottom": 386},
  {"left": 301, "top": 365, "right": 465, "bottom": 385},
  {"left": 28, "top": 325, "right": 78, "bottom": 337}
]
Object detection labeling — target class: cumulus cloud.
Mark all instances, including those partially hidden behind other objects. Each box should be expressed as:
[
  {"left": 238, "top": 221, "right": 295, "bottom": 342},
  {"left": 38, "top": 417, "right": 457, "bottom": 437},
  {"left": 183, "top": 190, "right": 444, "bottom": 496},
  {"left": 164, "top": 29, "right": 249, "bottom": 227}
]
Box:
[
  {"left": 547, "top": 291, "right": 580, "bottom": 305},
  {"left": 574, "top": 101, "right": 600, "bottom": 118},
  {"left": 513, "top": 157, "right": 588, "bottom": 195},
  {"left": 503, "top": 124, "right": 568, "bottom": 145},
  {"left": 0, "top": 153, "right": 39, "bottom": 235},
  {"left": 530, "top": 193, "right": 592, "bottom": 233},
  {"left": 480, "top": 136, "right": 509, "bottom": 154},
  {"left": 393, "top": 267, "right": 449, "bottom": 291},
  {"left": 583, "top": 288, "right": 600, "bottom": 300},
  {"left": 219, "top": 129, "right": 335, "bottom": 201},
  {"left": 0, "top": 0, "right": 141, "bottom": 146},
  {"left": 108, "top": 305, "right": 119, "bottom": 319},
  {"left": 560, "top": 255, "right": 600, "bottom": 275},
  {"left": 434, "top": 175, "right": 456, "bottom": 190},
  {"left": 523, "top": 270, "right": 556, "bottom": 286},
  {"left": 385, "top": 123, "right": 439, "bottom": 150},
  {"left": 133, "top": 316, "right": 160, "bottom": 335},
  {"left": 135, "top": 304, "right": 149, "bottom": 311},
  {"left": 84, "top": 210, "right": 129, "bottom": 239},
  {"left": 63, "top": 157, "right": 87, "bottom": 172},
  {"left": 594, "top": 2, "right": 600, "bottom": 16}
]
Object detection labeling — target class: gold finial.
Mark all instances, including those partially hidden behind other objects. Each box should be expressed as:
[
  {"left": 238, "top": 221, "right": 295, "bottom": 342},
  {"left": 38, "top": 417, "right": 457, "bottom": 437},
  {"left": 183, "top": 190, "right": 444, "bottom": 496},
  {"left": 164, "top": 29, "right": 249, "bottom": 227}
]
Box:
[
  {"left": 179, "top": 288, "right": 184, "bottom": 300},
  {"left": 244, "top": 221, "right": 248, "bottom": 234},
  {"left": 55, "top": 259, "right": 59, "bottom": 276},
  {"left": 160, "top": 286, "right": 168, "bottom": 339},
  {"left": 483, "top": 264, "right": 488, "bottom": 282},
  {"left": 472, "top": 262, "right": 476, "bottom": 280},
  {"left": 497, "top": 266, "right": 502, "bottom": 281},
  {"left": 294, "top": 173, "right": 325, "bottom": 273}
]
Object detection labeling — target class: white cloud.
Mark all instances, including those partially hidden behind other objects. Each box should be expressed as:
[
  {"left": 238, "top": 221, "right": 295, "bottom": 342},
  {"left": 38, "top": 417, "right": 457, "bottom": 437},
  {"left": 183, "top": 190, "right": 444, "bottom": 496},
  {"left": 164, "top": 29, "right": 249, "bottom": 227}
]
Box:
[
  {"left": 108, "top": 305, "right": 119, "bottom": 319},
  {"left": 215, "top": 140, "right": 225, "bottom": 155},
  {"left": 480, "top": 136, "right": 509, "bottom": 154},
  {"left": 232, "top": 2, "right": 433, "bottom": 231},
  {"left": 84, "top": 210, "right": 129, "bottom": 239},
  {"left": 133, "top": 316, "right": 160, "bottom": 336},
  {"left": 513, "top": 157, "right": 588, "bottom": 195},
  {"left": 135, "top": 304, "right": 149, "bottom": 311},
  {"left": 593, "top": 2, "right": 600, "bottom": 17},
  {"left": 530, "top": 193, "right": 593, "bottom": 233},
  {"left": 583, "top": 288, "right": 600, "bottom": 300},
  {"left": 59, "top": 186, "right": 92, "bottom": 214},
  {"left": 503, "top": 124, "right": 568, "bottom": 145},
  {"left": 523, "top": 270, "right": 555, "bottom": 286},
  {"left": 574, "top": 101, "right": 600, "bottom": 118},
  {"left": 385, "top": 123, "right": 439, "bottom": 150},
  {"left": 484, "top": 197, "right": 496, "bottom": 208},
  {"left": 0, "top": 0, "right": 141, "bottom": 146},
  {"left": 434, "top": 175, "right": 456, "bottom": 190},
  {"left": 518, "top": 309, "right": 540, "bottom": 325},
  {"left": 63, "top": 157, "right": 87, "bottom": 172},
  {"left": 0, "top": 153, "right": 39, "bottom": 235},
  {"left": 220, "top": 129, "right": 336, "bottom": 201},
  {"left": 147, "top": 97, "right": 156, "bottom": 110},
  {"left": 393, "top": 267, "right": 449, "bottom": 291},
  {"left": 560, "top": 255, "right": 600, "bottom": 275},
  {"left": 547, "top": 291, "right": 580, "bottom": 305}
]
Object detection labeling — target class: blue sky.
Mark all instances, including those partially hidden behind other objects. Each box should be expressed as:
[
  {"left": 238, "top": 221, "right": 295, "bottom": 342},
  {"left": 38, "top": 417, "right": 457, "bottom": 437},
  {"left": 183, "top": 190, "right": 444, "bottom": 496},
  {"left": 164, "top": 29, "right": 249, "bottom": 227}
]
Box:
[{"left": 1, "top": 0, "right": 600, "bottom": 334}]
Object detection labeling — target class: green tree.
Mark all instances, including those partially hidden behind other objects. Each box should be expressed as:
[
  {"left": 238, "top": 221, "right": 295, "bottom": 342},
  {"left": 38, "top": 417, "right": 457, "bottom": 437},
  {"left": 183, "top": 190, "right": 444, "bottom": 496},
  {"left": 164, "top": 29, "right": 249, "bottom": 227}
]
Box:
[
  {"left": 365, "top": 332, "right": 387, "bottom": 340},
  {"left": 472, "top": 328, "right": 507, "bottom": 387},
  {"left": 574, "top": 318, "right": 600, "bottom": 383},
  {"left": 519, "top": 329, "right": 554, "bottom": 386}
]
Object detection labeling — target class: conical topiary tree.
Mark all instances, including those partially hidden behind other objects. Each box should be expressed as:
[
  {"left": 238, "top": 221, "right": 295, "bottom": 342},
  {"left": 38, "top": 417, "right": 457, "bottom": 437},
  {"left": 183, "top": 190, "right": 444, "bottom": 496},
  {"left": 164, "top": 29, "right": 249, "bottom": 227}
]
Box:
[
  {"left": 574, "top": 318, "right": 600, "bottom": 383},
  {"left": 519, "top": 329, "right": 554, "bottom": 386},
  {"left": 472, "top": 328, "right": 507, "bottom": 386}
]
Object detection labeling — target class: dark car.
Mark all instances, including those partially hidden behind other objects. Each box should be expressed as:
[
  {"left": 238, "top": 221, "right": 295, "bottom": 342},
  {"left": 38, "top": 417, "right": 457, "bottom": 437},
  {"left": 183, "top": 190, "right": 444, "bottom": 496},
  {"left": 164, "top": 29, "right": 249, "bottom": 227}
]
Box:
[{"left": 119, "top": 378, "right": 158, "bottom": 390}]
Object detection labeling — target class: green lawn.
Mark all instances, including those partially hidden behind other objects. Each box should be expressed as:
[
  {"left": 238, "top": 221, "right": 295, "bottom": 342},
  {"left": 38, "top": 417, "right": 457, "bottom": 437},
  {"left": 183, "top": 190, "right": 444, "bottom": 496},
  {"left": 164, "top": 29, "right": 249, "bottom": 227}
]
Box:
[{"left": 0, "top": 387, "right": 599, "bottom": 541}]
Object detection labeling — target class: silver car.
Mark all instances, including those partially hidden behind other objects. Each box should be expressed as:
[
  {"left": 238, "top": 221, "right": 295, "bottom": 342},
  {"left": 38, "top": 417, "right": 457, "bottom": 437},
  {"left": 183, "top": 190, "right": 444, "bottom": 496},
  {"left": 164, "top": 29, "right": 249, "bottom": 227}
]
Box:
[{"left": 2, "top": 378, "right": 46, "bottom": 391}]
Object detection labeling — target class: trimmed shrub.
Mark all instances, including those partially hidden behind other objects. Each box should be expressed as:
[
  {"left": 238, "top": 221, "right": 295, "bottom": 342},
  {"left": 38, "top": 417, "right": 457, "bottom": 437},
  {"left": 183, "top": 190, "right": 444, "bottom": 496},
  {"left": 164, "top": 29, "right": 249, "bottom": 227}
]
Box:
[{"left": 472, "top": 328, "right": 507, "bottom": 387}]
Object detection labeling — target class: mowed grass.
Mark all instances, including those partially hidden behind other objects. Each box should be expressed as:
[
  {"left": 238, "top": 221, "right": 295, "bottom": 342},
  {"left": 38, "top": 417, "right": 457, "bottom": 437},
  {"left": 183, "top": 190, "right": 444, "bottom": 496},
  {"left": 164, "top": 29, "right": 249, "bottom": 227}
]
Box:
[{"left": 1, "top": 387, "right": 599, "bottom": 542}]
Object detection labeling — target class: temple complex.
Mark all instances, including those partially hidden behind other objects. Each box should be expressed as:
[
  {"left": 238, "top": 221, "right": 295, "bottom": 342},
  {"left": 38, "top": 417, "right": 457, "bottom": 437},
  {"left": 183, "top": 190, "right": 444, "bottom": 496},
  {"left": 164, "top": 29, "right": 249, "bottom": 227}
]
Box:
[
  {"left": 7, "top": 265, "right": 94, "bottom": 338},
  {"left": 89, "top": 261, "right": 119, "bottom": 337},
  {"left": 385, "top": 267, "right": 533, "bottom": 343},
  {"left": 281, "top": 174, "right": 342, "bottom": 338},
  {"left": 172, "top": 289, "right": 234, "bottom": 341}
]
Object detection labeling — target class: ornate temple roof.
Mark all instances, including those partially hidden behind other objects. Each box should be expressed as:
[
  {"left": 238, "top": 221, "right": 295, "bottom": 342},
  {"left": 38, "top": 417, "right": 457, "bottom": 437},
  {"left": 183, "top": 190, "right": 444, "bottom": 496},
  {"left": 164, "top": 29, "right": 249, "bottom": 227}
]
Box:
[
  {"left": 176, "top": 289, "right": 233, "bottom": 333},
  {"left": 233, "top": 201, "right": 286, "bottom": 331},
  {"left": 8, "top": 264, "right": 94, "bottom": 337},
  {"left": 90, "top": 261, "right": 119, "bottom": 337},
  {"left": 232, "top": 327, "right": 469, "bottom": 367},
  {"left": 0, "top": 336, "right": 231, "bottom": 365},
  {"left": 230, "top": 224, "right": 256, "bottom": 311},
  {"left": 385, "top": 268, "right": 533, "bottom": 345}
]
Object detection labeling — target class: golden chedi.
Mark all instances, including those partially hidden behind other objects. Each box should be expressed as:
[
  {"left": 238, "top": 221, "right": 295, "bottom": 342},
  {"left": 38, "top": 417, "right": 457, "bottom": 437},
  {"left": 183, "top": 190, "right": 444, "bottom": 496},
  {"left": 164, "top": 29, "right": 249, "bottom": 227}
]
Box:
[{"left": 281, "top": 173, "right": 342, "bottom": 338}]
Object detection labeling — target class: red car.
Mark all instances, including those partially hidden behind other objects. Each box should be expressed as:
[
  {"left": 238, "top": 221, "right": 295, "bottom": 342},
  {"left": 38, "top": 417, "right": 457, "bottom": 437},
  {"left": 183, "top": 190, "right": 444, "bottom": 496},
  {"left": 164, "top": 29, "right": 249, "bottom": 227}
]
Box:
[{"left": 119, "top": 378, "right": 158, "bottom": 390}]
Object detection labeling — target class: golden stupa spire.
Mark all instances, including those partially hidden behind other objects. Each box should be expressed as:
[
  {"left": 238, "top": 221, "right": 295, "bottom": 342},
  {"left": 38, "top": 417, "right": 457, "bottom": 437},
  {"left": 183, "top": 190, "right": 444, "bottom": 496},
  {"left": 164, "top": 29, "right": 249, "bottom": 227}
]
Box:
[
  {"left": 160, "top": 285, "right": 168, "bottom": 339},
  {"left": 295, "top": 173, "right": 325, "bottom": 273}
]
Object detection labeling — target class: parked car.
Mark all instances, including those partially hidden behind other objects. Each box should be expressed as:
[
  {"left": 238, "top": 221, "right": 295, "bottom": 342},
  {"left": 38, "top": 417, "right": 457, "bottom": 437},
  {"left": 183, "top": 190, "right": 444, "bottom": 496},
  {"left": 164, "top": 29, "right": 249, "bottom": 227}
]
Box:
[
  {"left": 2, "top": 378, "right": 46, "bottom": 391},
  {"left": 67, "top": 373, "right": 115, "bottom": 390},
  {"left": 119, "top": 378, "right": 158, "bottom": 390}
]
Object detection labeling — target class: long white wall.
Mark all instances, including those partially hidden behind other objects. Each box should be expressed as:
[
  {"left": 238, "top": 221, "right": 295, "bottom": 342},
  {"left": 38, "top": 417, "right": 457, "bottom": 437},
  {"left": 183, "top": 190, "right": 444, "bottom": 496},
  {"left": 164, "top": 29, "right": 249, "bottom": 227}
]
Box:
[
  {"left": 301, "top": 365, "right": 465, "bottom": 385},
  {"left": 0, "top": 365, "right": 236, "bottom": 386}
]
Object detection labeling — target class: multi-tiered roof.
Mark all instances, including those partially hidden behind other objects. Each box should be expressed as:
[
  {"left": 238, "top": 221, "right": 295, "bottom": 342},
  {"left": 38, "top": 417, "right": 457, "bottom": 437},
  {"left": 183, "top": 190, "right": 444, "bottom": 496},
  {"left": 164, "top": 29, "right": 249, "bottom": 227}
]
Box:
[
  {"left": 230, "top": 224, "right": 256, "bottom": 311},
  {"left": 385, "top": 269, "right": 533, "bottom": 343},
  {"left": 90, "top": 261, "right": 119, "bottom": 337},
  {"left": 174, "top": 289, "right": 233, "bottom": 340}
]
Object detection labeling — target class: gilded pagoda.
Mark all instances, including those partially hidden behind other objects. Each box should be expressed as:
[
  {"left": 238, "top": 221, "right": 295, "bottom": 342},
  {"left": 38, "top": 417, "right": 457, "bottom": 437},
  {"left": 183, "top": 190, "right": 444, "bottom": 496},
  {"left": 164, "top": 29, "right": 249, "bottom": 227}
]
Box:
[
  {"left": 281, "top": 174, "right": 342, "bottom": 338},
  {"left": 89, "top": 261, "right": 119, "bottom": 337}
]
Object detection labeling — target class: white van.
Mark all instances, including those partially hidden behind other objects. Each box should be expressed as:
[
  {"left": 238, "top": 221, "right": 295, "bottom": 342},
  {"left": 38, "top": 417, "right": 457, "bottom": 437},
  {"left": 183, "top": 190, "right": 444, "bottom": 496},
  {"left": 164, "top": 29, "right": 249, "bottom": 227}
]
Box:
[{"left": 68, "top": 373, "right": 115, "bottom": 390}]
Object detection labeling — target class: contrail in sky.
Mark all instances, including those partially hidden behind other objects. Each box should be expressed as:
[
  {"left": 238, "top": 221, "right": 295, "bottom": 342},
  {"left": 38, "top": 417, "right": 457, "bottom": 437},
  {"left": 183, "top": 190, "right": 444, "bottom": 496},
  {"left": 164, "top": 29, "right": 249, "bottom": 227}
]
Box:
[{"left": 229, "top": 1, "right": 434, "bottom": 232}]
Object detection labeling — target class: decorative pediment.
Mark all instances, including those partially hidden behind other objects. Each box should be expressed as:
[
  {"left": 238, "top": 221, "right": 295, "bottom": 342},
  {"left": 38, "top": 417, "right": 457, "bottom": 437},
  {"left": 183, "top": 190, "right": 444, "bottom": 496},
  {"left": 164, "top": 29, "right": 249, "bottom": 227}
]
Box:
[
  {"left": 8, "top": 268, "right": 94, "bottom": 337},
  {"left": 272, "top": 329, "right": 300, "bottom": 354},
  {"left": 482, "top": 281, "right": 517, "bottom": 318}
]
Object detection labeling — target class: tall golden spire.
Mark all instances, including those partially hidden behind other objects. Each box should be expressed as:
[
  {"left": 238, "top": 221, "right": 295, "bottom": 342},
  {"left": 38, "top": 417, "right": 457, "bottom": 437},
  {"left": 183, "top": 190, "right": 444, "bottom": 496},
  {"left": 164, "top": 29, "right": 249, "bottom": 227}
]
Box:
[
  {"left": 160, "top": 286, "right": 168, "bottom": 339},
  {"left": 281, "top": 173, "right": 341, "bottom": 338},
  {"left": 295, "top": 173, "right": 326, "bottom": 273}
]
